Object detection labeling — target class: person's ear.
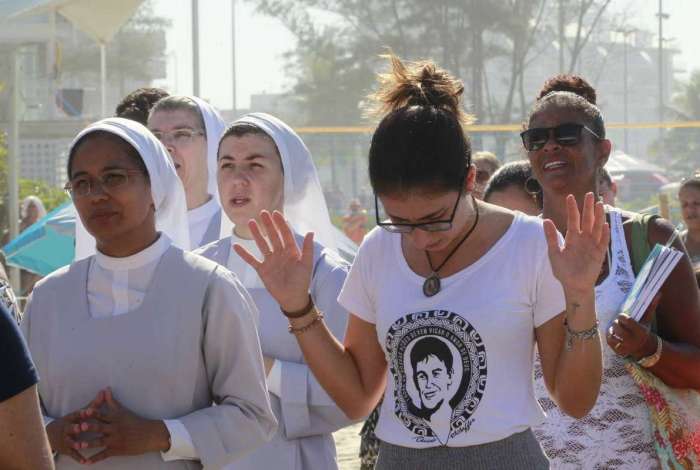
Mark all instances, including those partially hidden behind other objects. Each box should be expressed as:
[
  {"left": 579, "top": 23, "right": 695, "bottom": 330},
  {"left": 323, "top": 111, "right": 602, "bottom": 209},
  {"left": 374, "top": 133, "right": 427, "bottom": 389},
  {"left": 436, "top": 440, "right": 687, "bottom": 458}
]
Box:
[
  {"left": 598, "top": 139, "right": 612, "bottom": 168},
  {"left": 465, "top": 164, "right": 477, "bottom": 193}
]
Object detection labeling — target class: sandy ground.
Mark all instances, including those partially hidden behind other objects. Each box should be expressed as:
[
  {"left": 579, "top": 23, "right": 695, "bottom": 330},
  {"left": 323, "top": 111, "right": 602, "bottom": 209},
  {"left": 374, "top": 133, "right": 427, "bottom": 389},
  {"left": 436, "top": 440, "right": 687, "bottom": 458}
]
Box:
[{"left": 334, "top": 422, "right": 364, "bottom": 470}]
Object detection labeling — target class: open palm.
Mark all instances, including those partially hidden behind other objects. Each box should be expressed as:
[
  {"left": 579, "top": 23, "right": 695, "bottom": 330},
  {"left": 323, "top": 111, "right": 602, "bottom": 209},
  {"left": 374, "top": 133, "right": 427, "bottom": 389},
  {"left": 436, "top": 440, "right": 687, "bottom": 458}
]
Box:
[
  {"left": 544, "top": 193, "right": 610, "bottom": 294},
  {"left": 234, "top": 210, "right": 315, "bottom": 313}
]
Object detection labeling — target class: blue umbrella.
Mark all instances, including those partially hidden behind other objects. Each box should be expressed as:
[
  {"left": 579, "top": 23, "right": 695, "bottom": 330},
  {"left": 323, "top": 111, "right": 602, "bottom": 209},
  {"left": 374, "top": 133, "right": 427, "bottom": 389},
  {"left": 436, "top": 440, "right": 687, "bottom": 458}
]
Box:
[{"left": 2, "top": 201, "right": 76, "bottom": 276}]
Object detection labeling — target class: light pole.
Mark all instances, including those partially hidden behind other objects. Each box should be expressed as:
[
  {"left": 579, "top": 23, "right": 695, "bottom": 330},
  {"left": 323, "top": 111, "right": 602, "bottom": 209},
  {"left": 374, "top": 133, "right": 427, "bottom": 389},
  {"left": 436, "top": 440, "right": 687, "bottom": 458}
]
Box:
[
  {"left": 192, "top": 0, "right": 200, "bottom": 96},
  {"left": 657, "top": 0, "right": 669, "bottom": 159},
  {"left": 616, "top": 28, "right": 637, "bottom": 153},
  {"left": 231, "top": 0, "right": 237, "bottom": 114}
]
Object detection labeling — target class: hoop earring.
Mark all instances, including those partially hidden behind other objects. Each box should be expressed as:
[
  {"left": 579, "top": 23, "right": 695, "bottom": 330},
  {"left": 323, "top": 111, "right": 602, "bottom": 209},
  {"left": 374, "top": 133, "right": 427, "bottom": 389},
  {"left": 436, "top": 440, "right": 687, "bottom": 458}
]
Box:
[{"left": 525, "top": 177, "right": 541, "bottom": 196}]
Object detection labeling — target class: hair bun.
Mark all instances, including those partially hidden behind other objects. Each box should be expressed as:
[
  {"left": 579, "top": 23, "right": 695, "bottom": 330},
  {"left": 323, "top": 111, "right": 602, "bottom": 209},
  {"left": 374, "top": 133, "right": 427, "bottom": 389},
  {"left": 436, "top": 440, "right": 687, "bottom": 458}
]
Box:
[{"left": 369, "top": 54, "right": 474, "bottom": 126}]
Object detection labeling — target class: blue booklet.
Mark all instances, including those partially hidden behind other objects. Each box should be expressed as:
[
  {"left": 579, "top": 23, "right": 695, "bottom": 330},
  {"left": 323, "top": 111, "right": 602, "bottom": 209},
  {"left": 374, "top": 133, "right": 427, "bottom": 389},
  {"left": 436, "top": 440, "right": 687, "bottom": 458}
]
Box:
[{"left": 620, "top": 243, "right": 683, "bottom": 321}]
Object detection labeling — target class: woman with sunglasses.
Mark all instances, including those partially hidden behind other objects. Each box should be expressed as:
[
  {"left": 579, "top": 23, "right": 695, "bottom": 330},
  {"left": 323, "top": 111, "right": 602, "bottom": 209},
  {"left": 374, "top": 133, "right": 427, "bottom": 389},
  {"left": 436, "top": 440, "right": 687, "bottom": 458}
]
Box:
[
  {"left": 148, "top": 96, "right": 225, "bottom": 249},
  {"left": 22, "top": 118, "right": 276, "bottom": 469},
  {"left": 232, "top": 56, "right": 608, "bottom": 469},
  {"left": 525, "top": 91, "right": 700, "bottom": 469}
]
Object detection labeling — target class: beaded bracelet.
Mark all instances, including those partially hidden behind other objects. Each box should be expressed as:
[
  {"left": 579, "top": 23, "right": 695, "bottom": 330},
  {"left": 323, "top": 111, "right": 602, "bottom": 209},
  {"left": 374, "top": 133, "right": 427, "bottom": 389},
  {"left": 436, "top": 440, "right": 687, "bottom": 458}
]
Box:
[
  {"left": 288, "top": 310, "right": 325, "bottom": 335},
  {"left": 564, "top": 319, "right": 599, "bottom": 351}
]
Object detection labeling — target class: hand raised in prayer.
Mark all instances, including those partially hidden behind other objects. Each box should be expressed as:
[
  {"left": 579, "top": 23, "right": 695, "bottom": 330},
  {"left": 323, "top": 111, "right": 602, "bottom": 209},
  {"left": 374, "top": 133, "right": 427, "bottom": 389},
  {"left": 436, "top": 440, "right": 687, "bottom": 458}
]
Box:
[
  {"left": 544, "top": 192, "right": 610, "bottom": 296},
  {"left": 46, "top": 396, "right": 103, "bottom": 464},
  {"left": 234, "top": 210, "right": 315, "bottom": 313},
  {"left": 78, "top": 388, "right": 170, "bottom": 464}
]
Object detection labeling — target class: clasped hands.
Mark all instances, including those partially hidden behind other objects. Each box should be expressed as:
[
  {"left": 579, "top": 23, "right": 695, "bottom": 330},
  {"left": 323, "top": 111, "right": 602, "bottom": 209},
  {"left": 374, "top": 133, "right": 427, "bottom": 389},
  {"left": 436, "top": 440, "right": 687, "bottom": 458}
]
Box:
[{"left": 46, "top": 388, "right": 170, "bottom": 465}]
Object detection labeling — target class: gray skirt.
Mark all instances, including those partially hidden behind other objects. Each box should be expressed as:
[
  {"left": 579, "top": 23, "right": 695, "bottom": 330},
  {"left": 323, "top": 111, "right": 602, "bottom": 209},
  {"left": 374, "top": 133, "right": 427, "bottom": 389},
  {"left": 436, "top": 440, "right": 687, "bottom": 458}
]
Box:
[{"left": 375, "top": 429, "right": 549, "bottom": 470}]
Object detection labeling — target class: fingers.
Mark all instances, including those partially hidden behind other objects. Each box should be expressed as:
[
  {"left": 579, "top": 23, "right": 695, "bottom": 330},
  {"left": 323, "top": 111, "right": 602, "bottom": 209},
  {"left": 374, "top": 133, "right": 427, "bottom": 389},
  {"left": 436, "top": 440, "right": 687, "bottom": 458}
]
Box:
[
  {"left": 592, "top": 199, "right": 605, "bottom": 242},
  {"left": 301, "top": 232, "right": 315, "bottom": 270},
  {"left": 248, "top": 218, "right": 272, "bottom": 255},
  {"left": 104, "top": 388, "right": 119, "bottom": 409},
  {"left": 261, "top": 211, "right": 285, "bottom": 252},
  {"left": 542, "top": 219, "right": 561, "bottom": 255},
  {"left": 233, "top": 243, "right": 263, "bottom": 270},
  {"left": 273, "top": 210, "right": 301, "bottom": 257},
  {"left": 597, "top": 222, "right": 611, "bottom": 253},
  {"left": 581, "top": 192, "right": 595, "bottom": 233},
  {"left": 565, "top": 194, "right": 581, "bottom": 234},
  {"left": 86, "top": 448, "right": 112, "bottom": 465}
]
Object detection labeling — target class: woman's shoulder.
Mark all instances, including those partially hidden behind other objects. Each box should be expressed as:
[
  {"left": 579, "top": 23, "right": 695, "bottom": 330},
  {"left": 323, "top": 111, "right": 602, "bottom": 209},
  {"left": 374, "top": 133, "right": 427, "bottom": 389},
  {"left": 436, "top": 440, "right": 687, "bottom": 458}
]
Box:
[
  {"left": 193, "top": 236, "right": 230, "bottom": 263},
  {"left": 32, "top": 257, "right": 91, "bottom": 294}
]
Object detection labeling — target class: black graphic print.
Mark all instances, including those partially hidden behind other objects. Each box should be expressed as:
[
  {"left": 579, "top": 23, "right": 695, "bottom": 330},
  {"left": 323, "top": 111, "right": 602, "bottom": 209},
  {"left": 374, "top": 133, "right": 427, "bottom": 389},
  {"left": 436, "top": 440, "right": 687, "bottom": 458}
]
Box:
[{"left": 386, "top": 310, "right": 487, "bottom": 445}]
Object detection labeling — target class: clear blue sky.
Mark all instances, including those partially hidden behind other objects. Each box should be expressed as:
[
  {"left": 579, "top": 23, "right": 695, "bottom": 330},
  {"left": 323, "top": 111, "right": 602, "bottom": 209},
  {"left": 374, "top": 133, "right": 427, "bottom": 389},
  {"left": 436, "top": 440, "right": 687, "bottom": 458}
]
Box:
[{"left": 152, "top": 0, "right": 700, "bottom": 111}]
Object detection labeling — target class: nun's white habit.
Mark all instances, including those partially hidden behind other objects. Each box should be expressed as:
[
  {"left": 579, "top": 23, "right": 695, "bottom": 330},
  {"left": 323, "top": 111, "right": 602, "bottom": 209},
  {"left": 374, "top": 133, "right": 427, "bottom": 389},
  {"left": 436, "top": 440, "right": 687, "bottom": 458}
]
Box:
[
  {"left": 197, "top": 113, "right": 355, "bottom": 470},
  {"left": 22, "top": 118, "right": 276, "bottom": 469}
]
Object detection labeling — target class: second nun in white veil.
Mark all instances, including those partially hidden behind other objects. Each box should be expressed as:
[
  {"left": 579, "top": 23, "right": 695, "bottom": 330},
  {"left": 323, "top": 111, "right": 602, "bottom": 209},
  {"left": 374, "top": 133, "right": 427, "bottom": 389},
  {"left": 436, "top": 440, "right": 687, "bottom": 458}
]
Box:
[
  {"left": 22, "top": 118, "right": 276, "bottom": 469},
  {"left": 148, "top": 95, "right": 225, "bottom": 248},
  {"left": 197, "top": 113, "right": 356, "bottom": 470}
]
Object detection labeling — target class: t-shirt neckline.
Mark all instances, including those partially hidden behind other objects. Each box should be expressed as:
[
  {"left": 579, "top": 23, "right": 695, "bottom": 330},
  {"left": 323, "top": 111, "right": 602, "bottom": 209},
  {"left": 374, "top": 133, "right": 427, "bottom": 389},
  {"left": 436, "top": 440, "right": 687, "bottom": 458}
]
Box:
[{"left": 393, "top": 211, "right": 522, "bottom": 288}]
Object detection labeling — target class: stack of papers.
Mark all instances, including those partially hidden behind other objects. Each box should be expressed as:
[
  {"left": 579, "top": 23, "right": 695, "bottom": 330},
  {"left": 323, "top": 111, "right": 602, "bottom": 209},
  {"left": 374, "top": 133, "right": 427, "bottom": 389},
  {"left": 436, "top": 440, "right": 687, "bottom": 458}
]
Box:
[{"left": 620, "top": 244, "right": 683, "bottom": 321}]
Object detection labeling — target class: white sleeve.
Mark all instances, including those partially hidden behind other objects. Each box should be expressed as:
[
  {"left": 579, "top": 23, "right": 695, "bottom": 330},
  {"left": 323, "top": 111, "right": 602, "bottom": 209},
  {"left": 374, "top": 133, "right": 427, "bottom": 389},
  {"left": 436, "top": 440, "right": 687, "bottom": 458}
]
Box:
[
  {"left": 161, "top": 419, "right": 198, "bottom": 462},
  {"left": 178, "top": 269, "right": 277, "bottom": 468},
  {"left": 337, "top": 239, "right": 376, "bottom": 323},
  {"left": 534, "top": 230, "right": 566, "bottom": 327},
  {"left": 267, "top": 360, "right": 282, "bottom": 397}
]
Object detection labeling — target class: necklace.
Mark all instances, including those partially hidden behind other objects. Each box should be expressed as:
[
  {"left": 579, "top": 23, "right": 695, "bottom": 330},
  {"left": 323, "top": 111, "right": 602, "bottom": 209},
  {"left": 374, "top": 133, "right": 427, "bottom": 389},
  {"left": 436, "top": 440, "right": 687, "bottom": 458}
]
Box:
[{"left": 423, "top": 196, "right": 480, "bottom": 297}]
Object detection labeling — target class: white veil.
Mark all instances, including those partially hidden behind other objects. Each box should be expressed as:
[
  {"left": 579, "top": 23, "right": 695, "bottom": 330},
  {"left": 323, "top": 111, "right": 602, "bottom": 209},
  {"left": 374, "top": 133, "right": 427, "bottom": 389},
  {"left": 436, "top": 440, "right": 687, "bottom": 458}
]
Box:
[
  {"left": 72, "top": 117, "right": 190, "bottom": 260},
  {"left": 189, "top": 96, "right": 225, "bottom": 204},
  {"left": 218, "top": 113, "right": 337, "bottom": 252}
]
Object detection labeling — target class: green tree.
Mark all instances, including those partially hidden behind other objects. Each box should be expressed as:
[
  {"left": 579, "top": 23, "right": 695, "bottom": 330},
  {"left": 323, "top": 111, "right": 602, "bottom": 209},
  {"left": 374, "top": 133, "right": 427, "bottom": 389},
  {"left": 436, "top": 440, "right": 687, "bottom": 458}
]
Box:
[
  {"left": 655, "top": 71, "right": 700, "bottom": 177},
  {"left": 0, "top": 134, "right": 68, "bottom": 242}
]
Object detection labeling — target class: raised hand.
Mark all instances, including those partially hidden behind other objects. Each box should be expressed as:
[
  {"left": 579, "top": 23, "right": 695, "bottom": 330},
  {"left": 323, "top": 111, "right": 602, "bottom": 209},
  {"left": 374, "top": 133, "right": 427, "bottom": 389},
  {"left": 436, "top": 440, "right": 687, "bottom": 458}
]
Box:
[
  {"left": 544, "top": 192, "right": 610, "bottom": 295},
  {"left": 234, "top": 210, "right": 315, "bottom": 313}
]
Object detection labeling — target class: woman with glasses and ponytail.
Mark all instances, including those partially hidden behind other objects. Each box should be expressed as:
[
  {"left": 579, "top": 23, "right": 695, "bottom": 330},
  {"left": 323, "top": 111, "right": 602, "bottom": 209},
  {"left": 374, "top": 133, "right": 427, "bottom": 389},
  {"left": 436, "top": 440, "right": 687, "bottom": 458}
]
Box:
[
  {"left": 232, "top": 55, "right": 609, "bottom": 469},
  {"left": 526, "top": 91, "right": 700, "bottom": 469}
]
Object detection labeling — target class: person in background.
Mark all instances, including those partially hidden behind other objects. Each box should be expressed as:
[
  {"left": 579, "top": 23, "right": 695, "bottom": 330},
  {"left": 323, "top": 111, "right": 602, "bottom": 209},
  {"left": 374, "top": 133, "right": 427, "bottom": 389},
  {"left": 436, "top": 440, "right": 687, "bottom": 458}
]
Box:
[
  {"left": 483, "top": 160, "right": 541, "bottom": 216},
  {"left": 471, "top": 151, "right": 500, "bottom": 200},
  {"left": 0, "top": 300, "right": 54, "bottom": 469},
  {"left": 197, "top": 113, "right": 353, "bottom": 470},
  {"left": 342, "top": 198, "right": 368, "bottom": 245},
  {"left": 17, "top": 195, "right": 48, "bottom": 296},
  {"left": 679, "top": 175, "right": 700, "bottom": 271},
  {"left": 148, "top": 96, "right": 225, "bottom": 248},
  {"left": 115, "top": 87, "right": 170, "bottom": 126},
  {"left": 598, "top": 168, "right": 618, "bottom": 206},
  {"left": 20, "top": 196, "right": 47, "bottom": 232}
]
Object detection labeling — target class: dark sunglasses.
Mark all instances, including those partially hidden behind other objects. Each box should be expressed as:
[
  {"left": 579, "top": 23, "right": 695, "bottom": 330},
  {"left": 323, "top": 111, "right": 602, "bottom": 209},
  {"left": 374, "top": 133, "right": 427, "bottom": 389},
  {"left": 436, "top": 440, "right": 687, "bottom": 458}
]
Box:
[{"left": 520, "top": 123, "right": 602, "bottom": 152}]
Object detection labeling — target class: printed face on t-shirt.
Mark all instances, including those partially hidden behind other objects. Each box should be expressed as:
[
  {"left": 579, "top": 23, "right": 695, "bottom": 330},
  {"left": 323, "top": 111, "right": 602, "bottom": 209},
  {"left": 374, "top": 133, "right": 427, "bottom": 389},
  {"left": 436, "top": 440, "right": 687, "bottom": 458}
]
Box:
[
  {"left": 387, "top": 310, "right": 487, "bottom": 445},
  {"left": 412, "top": 343, "right": 454, "bottom": 412}
]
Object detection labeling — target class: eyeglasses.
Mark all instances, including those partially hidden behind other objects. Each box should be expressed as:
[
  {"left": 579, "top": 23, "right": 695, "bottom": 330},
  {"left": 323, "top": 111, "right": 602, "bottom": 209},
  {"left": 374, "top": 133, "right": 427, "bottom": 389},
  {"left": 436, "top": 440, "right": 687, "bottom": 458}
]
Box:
[
  {"left": 64, "top": 169, "right": 145, "bottom": 198},
  {"left": 375, "top": 186, "right": 463, "bottom": 233},
  {"left": 151, "top": 128, "right": 204, "bottom": 147},
  {"left": 520, "top": 123, "right": 602, "bottom": 152}
]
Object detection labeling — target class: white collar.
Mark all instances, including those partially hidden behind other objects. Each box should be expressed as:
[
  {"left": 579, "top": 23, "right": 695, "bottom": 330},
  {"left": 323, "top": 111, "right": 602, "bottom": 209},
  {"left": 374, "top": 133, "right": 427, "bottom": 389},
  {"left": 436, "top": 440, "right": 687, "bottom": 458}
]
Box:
[
  {"left": 95, "top": 233, "right": 171, "bottom": 271},
  {"left": 188, "top": 195, "right": 219, "bottom": 224},
  {"left": 230, "top": 231, "right": 260, "bottom": 255}
]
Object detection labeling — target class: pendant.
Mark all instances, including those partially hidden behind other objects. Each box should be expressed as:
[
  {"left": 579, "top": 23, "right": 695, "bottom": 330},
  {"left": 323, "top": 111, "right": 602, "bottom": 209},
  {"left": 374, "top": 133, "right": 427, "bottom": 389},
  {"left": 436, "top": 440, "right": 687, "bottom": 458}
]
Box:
[{"left": 423, "top": 273, "right": 441, "bottom": 297}]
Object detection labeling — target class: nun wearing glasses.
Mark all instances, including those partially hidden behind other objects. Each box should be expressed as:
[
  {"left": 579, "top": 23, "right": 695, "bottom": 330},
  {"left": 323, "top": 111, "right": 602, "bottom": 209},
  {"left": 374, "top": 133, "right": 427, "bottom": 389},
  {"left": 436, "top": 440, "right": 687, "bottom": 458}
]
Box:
[{"left": 21, "top": 117, "right": 276, "bottom": 469}]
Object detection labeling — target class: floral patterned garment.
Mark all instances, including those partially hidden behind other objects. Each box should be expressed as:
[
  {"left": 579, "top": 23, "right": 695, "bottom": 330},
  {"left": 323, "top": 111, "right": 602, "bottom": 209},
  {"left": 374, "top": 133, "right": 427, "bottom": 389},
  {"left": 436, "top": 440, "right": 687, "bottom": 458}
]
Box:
[{"left": 533, "top": 209, "right": 659, "bottom": 469}]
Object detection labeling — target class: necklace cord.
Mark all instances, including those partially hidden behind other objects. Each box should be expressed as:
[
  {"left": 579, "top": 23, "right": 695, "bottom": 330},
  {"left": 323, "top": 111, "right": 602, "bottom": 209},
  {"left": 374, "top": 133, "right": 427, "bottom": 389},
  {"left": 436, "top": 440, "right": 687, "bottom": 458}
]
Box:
[{"left": 426, "top": 195, "right": 480, "bottom": 274}]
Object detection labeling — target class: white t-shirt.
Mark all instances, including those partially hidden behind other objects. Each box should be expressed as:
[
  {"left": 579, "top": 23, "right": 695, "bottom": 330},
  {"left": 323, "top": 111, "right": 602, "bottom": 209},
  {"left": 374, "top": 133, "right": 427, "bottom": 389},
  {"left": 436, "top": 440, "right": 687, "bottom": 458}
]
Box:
[{"left": 338, "top": 212, "right": 565, "bottom": 448}]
